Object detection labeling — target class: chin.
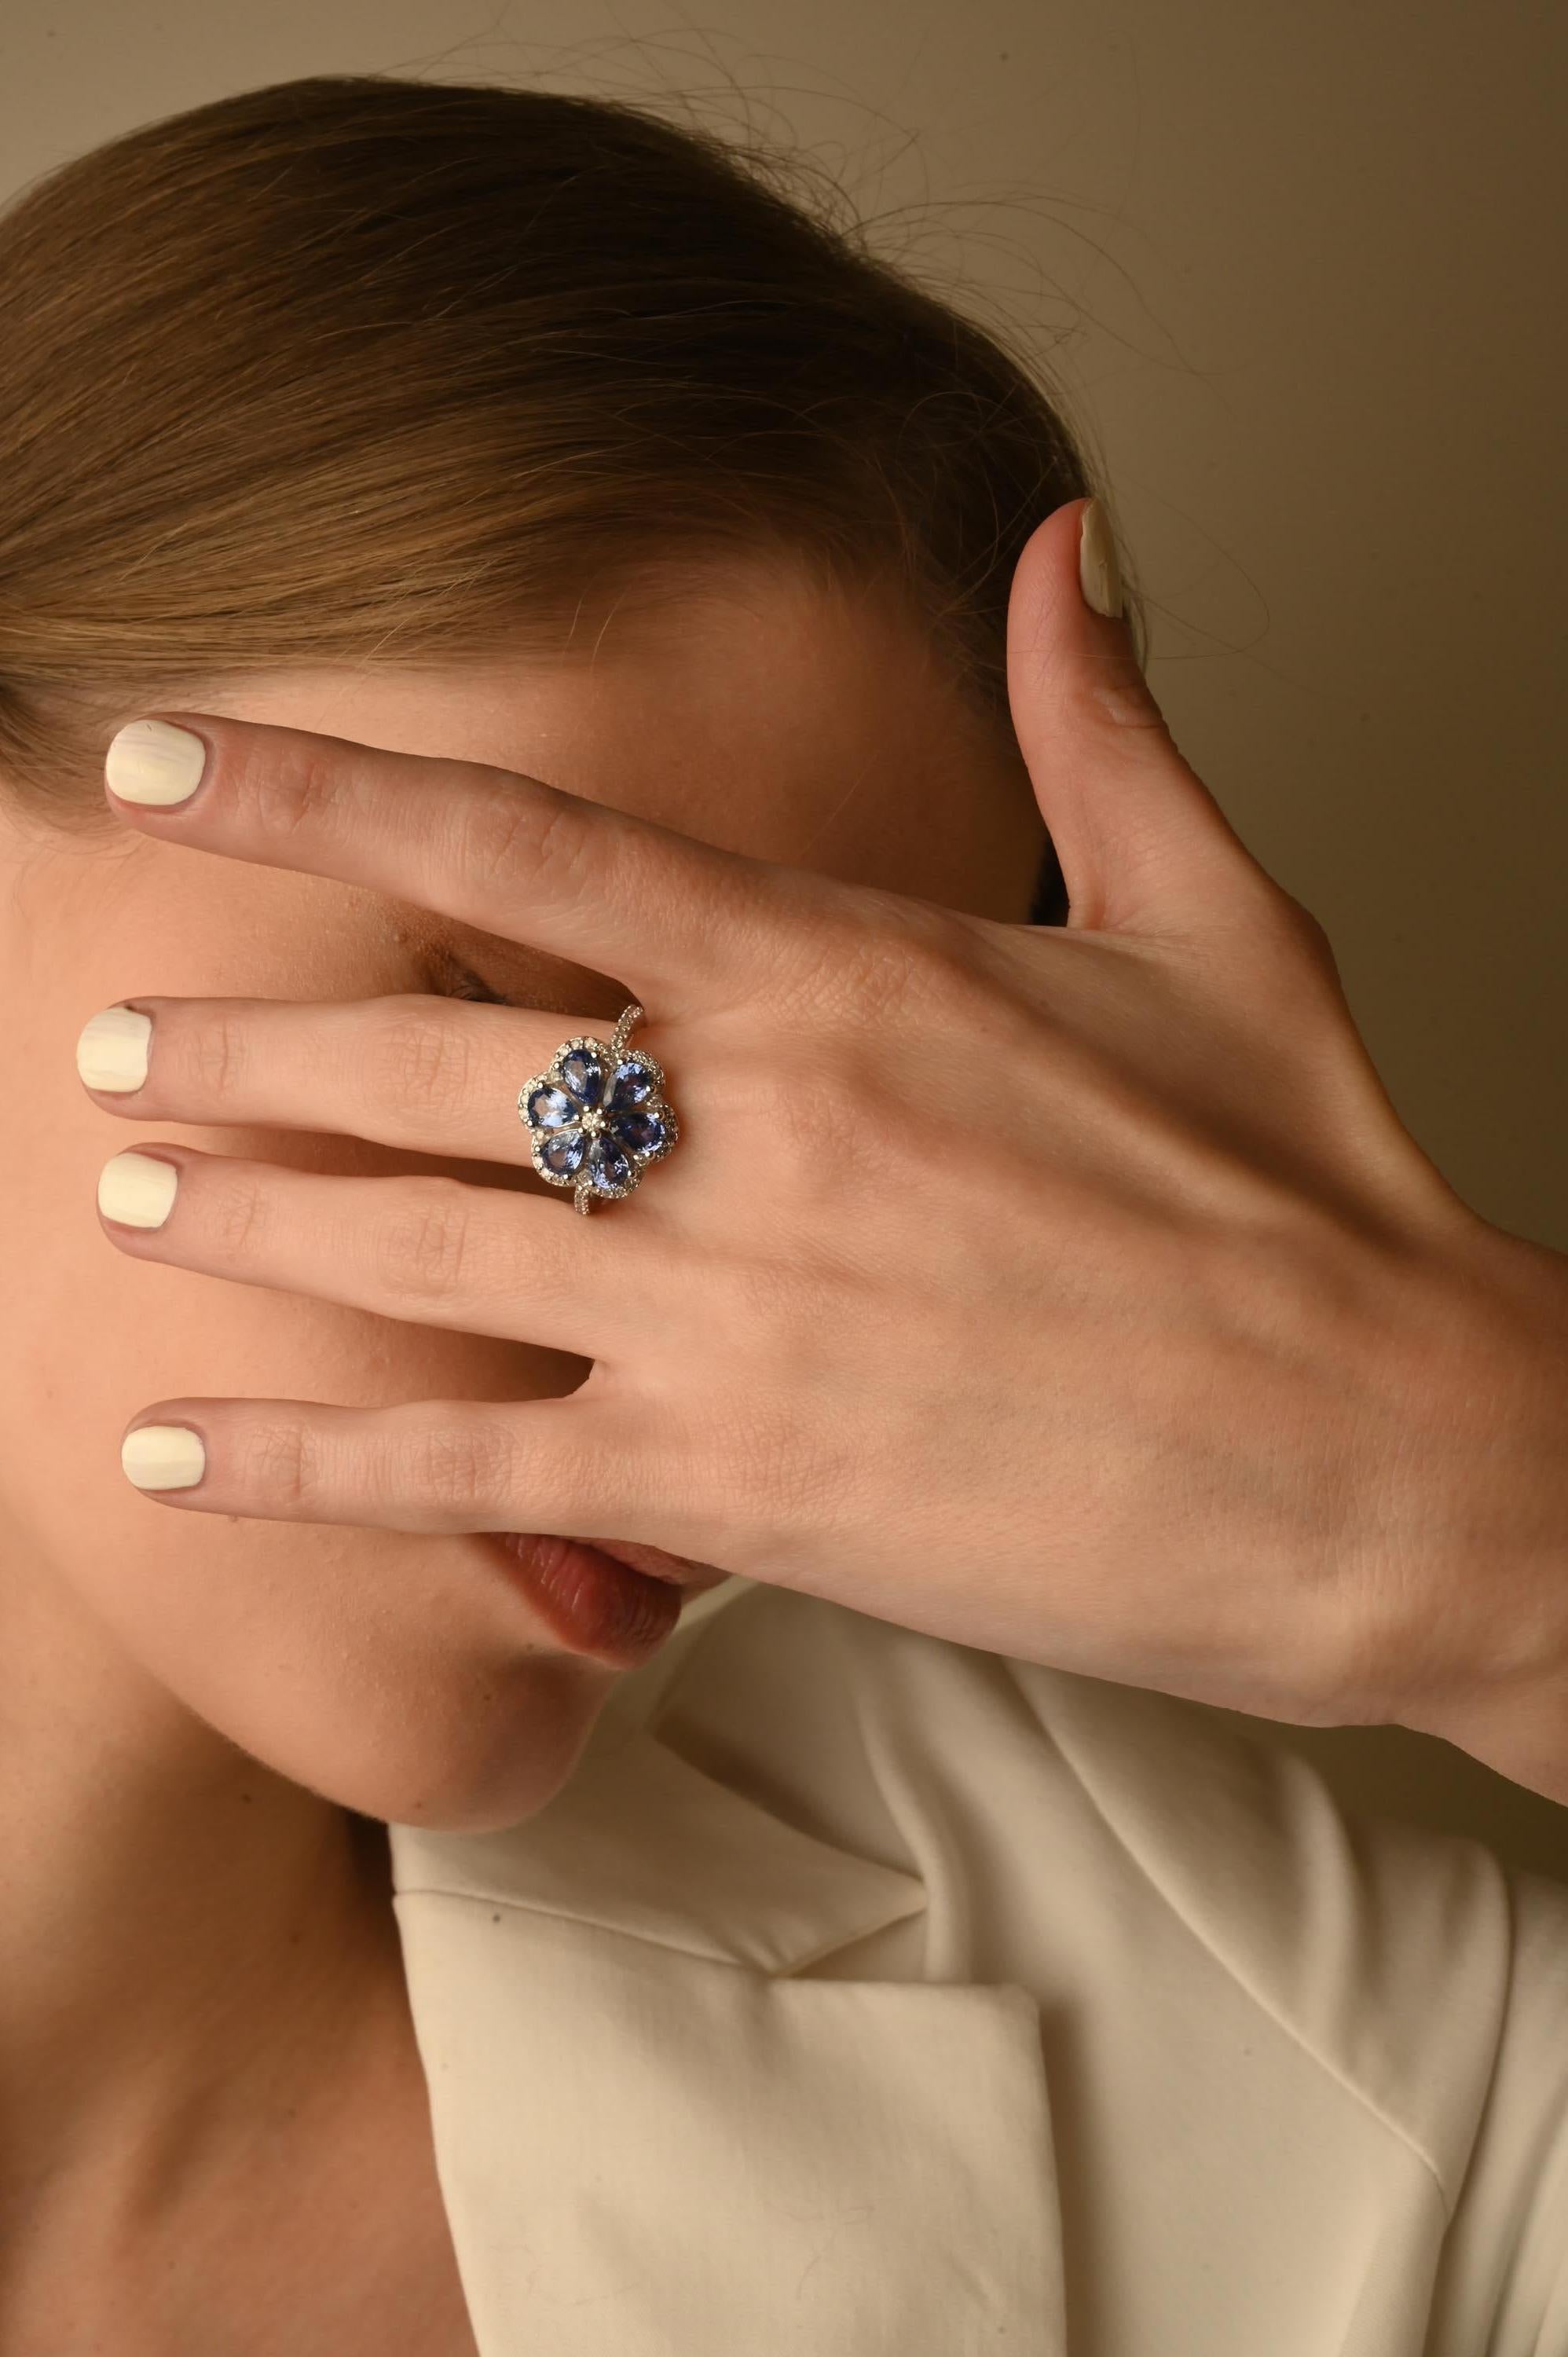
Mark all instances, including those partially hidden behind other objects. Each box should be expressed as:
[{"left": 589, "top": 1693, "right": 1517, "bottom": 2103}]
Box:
[{"left": 236, "top": 1648, "right": 617, "bottom": 1834}]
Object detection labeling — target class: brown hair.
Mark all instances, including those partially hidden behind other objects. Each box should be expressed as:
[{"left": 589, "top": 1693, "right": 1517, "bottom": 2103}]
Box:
[{"left": 0, "top": 72, "right": 1131, "bottom": 917}]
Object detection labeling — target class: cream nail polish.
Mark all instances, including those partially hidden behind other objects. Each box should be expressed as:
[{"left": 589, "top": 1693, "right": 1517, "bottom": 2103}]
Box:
[
  {"left": 77, "top": 1006, "right": 152, "bottom": 1091},
  {"left": 1078, "top": 499, "right": 1125, "bottom": 620},
  {"left": 122, "top": 1424, "right": 206, "bottom": 1490},
  {"left": 98, "top": 1149, "right": 178, "bottom": 1227},
  {"left": 104, "top": 719, "right": 207, "bottom": 805}
]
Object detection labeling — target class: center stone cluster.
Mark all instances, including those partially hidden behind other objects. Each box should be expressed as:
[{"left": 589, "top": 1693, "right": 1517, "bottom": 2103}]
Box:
[{"left": 518, "top": 1037, "right": 676, "bottom": 1203}]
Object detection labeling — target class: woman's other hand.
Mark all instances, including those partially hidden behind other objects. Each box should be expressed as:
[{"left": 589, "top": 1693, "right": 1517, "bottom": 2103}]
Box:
[{"left": 78, "top": 498, "right": 1568, "bottom": 1798}]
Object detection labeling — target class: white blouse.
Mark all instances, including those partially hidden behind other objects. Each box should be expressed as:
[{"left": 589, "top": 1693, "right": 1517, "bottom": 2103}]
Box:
[{"left": 387, "top": 1574, "right": 1568, "bottom": 2355}]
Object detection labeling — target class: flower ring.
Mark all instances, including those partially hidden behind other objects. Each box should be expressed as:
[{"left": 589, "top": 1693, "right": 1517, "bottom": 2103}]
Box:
[{"left": 517, "top": 1003, "right": 680, "bottom": 1215}]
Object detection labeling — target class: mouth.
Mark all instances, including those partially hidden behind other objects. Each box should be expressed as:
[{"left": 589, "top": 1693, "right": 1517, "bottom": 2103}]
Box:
[
  {"left": 471, "top": 1530, "right": 727, "bottom": 1669},
  {"left": 588, "top": 1536, "right": 731, "bottom": 1593}
]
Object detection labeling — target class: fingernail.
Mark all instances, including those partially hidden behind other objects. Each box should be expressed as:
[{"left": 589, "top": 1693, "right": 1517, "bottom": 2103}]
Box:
[
  {"left": 77, "top": 1005, "right": 152, "bottom": 1092},
  {"left": 1078, "top": 499, "right": 1125, "bottom": 620},
  {"left": 122, "top": 1424, "right": 206, "bottom": 1490},
  {"left": 98, "top": 1149, "right": 178, "bottom": 1227},
  {"left": 104, "top": 719, "right": 208, "bottom": 805}
]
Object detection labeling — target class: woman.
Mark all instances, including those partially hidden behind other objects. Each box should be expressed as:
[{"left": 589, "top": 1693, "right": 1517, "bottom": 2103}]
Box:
[{"left": 3, "top": 71, "right": 1566, "bottom": 2355}]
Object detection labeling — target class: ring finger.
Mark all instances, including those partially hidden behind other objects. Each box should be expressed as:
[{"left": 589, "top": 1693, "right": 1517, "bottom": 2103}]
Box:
[{"left": 75, "top": 990, "right": 657, "bottom": 1170}]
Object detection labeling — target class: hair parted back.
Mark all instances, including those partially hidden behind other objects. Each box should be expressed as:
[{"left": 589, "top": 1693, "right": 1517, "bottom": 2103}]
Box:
[{"left": 0, "top": 71, "right": 1131, "bottom": 918}]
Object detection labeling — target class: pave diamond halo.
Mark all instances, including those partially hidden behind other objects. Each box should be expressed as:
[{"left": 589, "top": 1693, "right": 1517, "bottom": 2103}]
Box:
[{"left": 517, "top": 1003, "right": 679, "bottom": 1215}]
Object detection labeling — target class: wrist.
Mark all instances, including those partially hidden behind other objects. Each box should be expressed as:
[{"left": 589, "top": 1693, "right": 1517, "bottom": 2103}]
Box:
[{"left": 1379, "top": 1223, "right": 1568, "bottom": 1799}]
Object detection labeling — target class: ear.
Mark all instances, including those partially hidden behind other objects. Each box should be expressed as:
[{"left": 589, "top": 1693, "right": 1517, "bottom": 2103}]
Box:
[{"left": 1006, "top": 500, "right": 1271, "bottom": 935}]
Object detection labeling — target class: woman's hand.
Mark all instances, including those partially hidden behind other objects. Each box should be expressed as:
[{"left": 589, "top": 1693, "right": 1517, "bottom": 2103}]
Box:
[{"left": 79, "top": 499, "right": 1568, "bottom": 1798}]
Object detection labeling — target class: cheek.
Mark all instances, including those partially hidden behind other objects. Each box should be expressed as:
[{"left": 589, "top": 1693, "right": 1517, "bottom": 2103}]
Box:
[{"left": 5, "top": 1121, "right": 608, "bottom": 1827}]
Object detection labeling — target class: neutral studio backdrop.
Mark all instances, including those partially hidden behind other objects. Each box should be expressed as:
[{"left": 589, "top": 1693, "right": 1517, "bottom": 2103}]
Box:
[{"left": 4, "top": 1, "right": 1565, "bottom": 1871}]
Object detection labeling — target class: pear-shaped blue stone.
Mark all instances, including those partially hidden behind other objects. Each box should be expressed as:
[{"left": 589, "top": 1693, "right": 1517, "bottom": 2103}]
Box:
[
  {"left": 587, "top": 1135, "right": 632, "bottom": 1192},
  {"left": 539, "top": 1129, "right": 586, "bottom": 1175},
  {"left": 610, "top": 1108, "right": 667, "bottom": 1159},
  {"left": 557, "top": 1050, "right": 603, "bottom": 1107},
  {"left": 526, "top": 1083, "right": 576, "bottom": 1131},
  {"left": 607, "top": 1057, "right": 656, "bottom": 1110}
]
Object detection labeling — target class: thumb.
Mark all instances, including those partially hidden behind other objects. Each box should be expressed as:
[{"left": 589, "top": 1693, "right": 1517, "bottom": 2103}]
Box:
[{"left": 1007, "top": 498, "right": 1265, "bottom": 934}]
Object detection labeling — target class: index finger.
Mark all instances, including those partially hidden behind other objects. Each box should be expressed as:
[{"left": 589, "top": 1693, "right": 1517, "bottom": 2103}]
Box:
[{"left": 101, "top": 712, "right": 820, "bottom": 1014}]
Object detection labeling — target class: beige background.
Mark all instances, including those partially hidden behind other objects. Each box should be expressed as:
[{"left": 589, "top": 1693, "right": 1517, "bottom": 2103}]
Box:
[{"left": 5, "top": 1, "right": 1564, "bottom": 1874}]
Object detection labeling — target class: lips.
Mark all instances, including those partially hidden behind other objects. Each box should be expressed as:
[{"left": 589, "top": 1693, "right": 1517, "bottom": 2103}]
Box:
[
  {"left": 472, "top": 1529, "right": 725, "bottom": 1668},
  {"left": 586, "top": 1535, "right": 731, "bottom": 1593}
]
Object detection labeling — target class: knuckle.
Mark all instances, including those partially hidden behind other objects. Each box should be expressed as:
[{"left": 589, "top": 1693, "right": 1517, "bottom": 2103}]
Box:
[
  {"left": 798, "top": 1082, "right": 898, "bottom": 1201},
  {"left": 457, "top": 777, "right": 595, "bottom": 907},
  {"left": 784, "top": 893, "right": 976, "bottom": 1031},
  {"left": 365, "top": 1003, "right": 475, "bottom": 1123},
  {"left": 239, "top": 1417, "right": 319, "bottom": 1509},
  {"left": 209, "top": 1170, "right": 272, "bottom": 1263},
  {"left": 1243, "top": 879, "right": 1338, "bottom": 970},
  {"left": 849, "top": 906, "right": 946, "bottom": 1020},
  {"left": 1278, "top": 891, "right": 1339, "bottom": 972},
  {"left": 747, "top": 1046, "right": 873, "bottom": 1200},
  {"left": 1082, "top": 645, "right": 1171, "bottom": 735},
  {"left": 403, "top": 1414, "right": 518, "bottom": 1513},
  {"left": 457, "top": 783, "right": 533, "bottom": 883},
  {"left": 370, "top": 1178, "right": 476, "bottom": 1302},
  {"left": 897, "top": 916, "right": 1017, "bottom": 1030},
  {"left": 229, "top": 734, "right": 342, "bottom": 840},
  {"left": 179, "top": 1006, "right": 252, "bottom": 1102}
]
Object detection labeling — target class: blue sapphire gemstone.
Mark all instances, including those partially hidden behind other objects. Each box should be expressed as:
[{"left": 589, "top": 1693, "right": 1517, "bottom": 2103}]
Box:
[
  {"left": 539, "top": 1129, "right": 586, "bottom": 1175},
  {"left": 610, "top": 1108, "right": 666, "bottom": 1159},
  {"left": 587, "top": 1135, "right": 632, "bottom": 1192},
  {"left": 526, "top": 1083, "right": 576, "bottom": 1130},
  {"left": 607, "top": 1057, "right": 656, "bottom": 1110},
  {"left": 557, "top": 1049, "right": 603, "bottom": 1107}
]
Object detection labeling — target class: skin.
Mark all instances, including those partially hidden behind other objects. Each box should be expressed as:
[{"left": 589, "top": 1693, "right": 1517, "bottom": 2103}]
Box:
[
  {"left": 0, "top": 552, "right": 1044, "bottom": 2351},
  {"left": 62, "top": 500, "right": 1568, "bottom": 1802}
]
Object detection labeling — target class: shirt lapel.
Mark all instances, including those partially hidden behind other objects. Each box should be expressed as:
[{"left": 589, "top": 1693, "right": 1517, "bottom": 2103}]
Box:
[{"left": 389, "top": 1585, "right": 1066, "bottom": 2355}]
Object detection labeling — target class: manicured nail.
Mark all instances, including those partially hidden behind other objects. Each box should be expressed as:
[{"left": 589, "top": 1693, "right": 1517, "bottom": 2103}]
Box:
[
  {"left": 104, "top": 719, "right": 208, "bottom": 805},
  {"left": 77, "top": 1006, "right": 152, "bottom": 1092},
  {"left": 98, "top": 1149, "right": 178, "bottom": 1227},
  {"left": 1078, "top": 499, "right": 1125, "bottom": 620},
  {"left": 122, "top": 1424, "right": 206, "bottom": 1490}
]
